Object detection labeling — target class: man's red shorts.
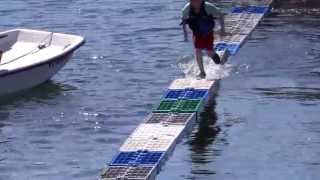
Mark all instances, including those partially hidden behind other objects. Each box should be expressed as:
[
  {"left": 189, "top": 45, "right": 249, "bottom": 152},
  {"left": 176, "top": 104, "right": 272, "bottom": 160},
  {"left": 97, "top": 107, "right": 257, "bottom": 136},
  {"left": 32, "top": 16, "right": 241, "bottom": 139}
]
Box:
[{"left": 193, "top": 32, "right": 214, "bottom": 51}]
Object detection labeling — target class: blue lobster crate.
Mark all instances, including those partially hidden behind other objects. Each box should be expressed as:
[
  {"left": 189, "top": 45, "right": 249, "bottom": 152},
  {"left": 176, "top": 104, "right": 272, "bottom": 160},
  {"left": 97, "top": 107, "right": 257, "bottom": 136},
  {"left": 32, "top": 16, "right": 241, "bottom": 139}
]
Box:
[
  {"left": 109, "top": 151, "right": 165, "bottom": 166},
  {"left": 231, "top": 6, "right": 269, "bottom": 14},
  {"left": 247, "top": 6, "right": 269, "bottom": 14},
  {"left": 231, "top": 6, "right": 246, "bottom": 13},
  {"left": 215, "top": 43, "right": 240, "bottom": 55},
  {"left": 164, "top": 89, "right": 208, "bottom": 100}
]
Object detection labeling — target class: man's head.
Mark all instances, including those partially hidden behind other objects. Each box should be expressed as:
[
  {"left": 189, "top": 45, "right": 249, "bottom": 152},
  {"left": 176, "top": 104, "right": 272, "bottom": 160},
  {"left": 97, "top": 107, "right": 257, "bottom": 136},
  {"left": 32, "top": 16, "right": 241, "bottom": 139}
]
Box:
[{"left": 190, "top": 0, "right": 204, "bottom": 9}]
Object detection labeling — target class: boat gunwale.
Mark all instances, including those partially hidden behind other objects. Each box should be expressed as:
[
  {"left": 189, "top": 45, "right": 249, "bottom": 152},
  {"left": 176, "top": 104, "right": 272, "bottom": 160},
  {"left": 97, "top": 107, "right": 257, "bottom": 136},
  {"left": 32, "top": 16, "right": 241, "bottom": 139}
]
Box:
[{"left": 0, "top": 29, "right": 85, "bottom": 78}]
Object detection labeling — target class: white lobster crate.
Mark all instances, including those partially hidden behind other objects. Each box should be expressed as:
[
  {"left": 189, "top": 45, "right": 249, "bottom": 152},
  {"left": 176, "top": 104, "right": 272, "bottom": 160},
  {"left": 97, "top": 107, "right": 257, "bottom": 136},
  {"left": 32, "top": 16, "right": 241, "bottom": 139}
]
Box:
[
  {"left": 168, "top": 79, "right": 191, "bottom": 89},
  {"left": 129, "top": 123, "right": 186, "bottom": 140},
  {"left": 226, "top": 25, "right": 254, "bottom": 35},
  {"left": 225, "top": 15, "right": 261, "bottom": 35},
  {"left": 215, "top": 34, "right": 247, "bottom": 47},
  {"left": 251, "top": 0, "right": 273, "bottom": 6},
  {"left": 225, "top": 13, "right": 242, "bottom": 21},
  {"left": 169, "top": 78, "right": 215, "bottom": 90},
  {"left": 242, "top": 13, "right": 264, "bottom": 21},
  {"left": 190, "top": 79, "right": 215, "bottom": 91},
  {"left": 120, "top": 136, "right": 176, "bottom": 152}
]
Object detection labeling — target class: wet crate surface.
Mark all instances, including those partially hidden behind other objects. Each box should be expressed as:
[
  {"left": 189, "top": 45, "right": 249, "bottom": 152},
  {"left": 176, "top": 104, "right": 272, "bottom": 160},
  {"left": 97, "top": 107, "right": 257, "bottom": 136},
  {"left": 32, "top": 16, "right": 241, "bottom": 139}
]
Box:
[
  {"left": 218, "top": 34, "right": 247, "bottom": 44},
  {"left": 153, "top": 100, "right": 177, "bottom": 113},
  {"left": 126, "top": 166, "right": 154, "bottom": 179},
  {"left": 164, "top": 89, "right": 208, "bottom": 100},
  {"left": 145, "top": 113, "right": 195, "bottom": 125},
  {"left": 231, "top": 6, "right": 269, "bottom": 14},
  {"left": 130, "top": 124, "right": 185, "bottom": 139},
  {"left": 153, "top": 99, "right": 202, "bottom": 113},
  {"left": 178, "top": 99, "right": 202, "bottom": 112},
  {"left": 225, "top": 26, "right": 253, "bottom": 35},
  {"left": 102, "top": 166, "right": 127, "bottom": 179},
  {"left": 109, "top": 151, "right": 165, "bottom": 166},
  {"left": 155, "top": 100, "right": 176, "bottom": 112},
  {"left": 168, "top": 79, "right": 191, "bottom": 89},
  {"left": 215, "top": 43, "right": 240, "bottom": 55},
  {"left": 247, "top": 6, "right": 270, "bottom": 14},
  {"left": 225, "top": 17, "right": 260, "bottom": 35},
  {"left": 145, "top": 113, "right": 170, "bottom": 124},
  {"left": 225, "top": 14, "right": 262, "bottom": 23},
  {"left": 239, "top": 13, "right": 264, "bottom": 21},
  {"left": 120, "top": 136, "right": 175, "bottom": 152},
  {"left": 169, "top": 78, "right": 214, "bottom": 90},
  {"left": 101, "top": 166, "right": 154, "bottom": 180},
  {"left": 225, "top": 23, "right": 255, "bottom": 34}
]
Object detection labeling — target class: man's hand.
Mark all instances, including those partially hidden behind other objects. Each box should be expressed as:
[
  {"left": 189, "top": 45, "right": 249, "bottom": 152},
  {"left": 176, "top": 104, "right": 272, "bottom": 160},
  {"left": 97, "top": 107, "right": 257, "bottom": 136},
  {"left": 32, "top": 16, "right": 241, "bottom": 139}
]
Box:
[
  {"left": 219, "top": 30, "right": 226, "bottom": 37},
  {"left": 184, "top": 32, "right": 188, "bottom": 42},
  {"left": 218, "top": 15, "right": 230, "bottom": 37},
  {"left": 182, "top": 23, "right": 188, "bottom": 42}
]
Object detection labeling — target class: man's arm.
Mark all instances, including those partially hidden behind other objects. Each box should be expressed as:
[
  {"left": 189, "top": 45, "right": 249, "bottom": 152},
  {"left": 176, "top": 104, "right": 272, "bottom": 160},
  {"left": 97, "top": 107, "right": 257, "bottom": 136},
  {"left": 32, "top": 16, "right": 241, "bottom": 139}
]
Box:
[
  {"left": 205, "top": 2, "right": 227, "bottom": 36},
  {"left": 219, "top": 14, "right": 226, "bottom": 36},
  {"left": 181, "top": 3, "right": 190, "bottom": 41},
  {"left": 182, "top": 20, "right": 188, "bottom": 41}
]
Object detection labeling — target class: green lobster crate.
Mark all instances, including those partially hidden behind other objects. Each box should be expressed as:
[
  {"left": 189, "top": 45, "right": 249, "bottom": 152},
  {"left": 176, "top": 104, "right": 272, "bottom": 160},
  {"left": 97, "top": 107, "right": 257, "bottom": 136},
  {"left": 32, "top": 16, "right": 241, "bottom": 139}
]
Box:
[{"left": 153, "top": 99, "right": 203, "bottom": 113}]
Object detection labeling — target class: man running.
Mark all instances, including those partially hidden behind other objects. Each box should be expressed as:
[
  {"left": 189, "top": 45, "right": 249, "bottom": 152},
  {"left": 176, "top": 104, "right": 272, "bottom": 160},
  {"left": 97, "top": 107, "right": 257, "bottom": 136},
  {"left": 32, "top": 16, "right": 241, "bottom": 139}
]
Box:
[{"left": 181, "top": 0, "right": 226, "bottom": 78}]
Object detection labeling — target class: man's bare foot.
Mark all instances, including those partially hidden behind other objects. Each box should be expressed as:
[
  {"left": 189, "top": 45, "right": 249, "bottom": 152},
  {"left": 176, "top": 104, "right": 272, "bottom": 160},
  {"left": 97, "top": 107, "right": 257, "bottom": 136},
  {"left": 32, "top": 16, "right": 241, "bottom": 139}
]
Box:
[
  {"left": 197, "top": 71, "right": 206, "bottom": 79},
  {"left": 212, "top": 53, "right": 221, "bottom": 64}
]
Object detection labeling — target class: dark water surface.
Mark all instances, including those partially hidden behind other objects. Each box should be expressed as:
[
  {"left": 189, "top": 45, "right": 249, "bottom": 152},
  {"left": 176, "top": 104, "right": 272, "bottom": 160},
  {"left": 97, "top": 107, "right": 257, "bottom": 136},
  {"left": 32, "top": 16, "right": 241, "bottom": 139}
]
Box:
[{"left": 1, "top": 1, "right": 320, "bottom": 180}]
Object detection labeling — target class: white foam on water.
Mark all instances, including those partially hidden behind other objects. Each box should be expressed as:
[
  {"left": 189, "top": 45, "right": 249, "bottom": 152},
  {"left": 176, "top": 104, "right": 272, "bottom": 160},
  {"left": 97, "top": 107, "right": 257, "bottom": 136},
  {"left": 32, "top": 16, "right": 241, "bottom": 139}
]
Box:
[{"left": 177, "top": 55, "right": 234, "bottom": 80}]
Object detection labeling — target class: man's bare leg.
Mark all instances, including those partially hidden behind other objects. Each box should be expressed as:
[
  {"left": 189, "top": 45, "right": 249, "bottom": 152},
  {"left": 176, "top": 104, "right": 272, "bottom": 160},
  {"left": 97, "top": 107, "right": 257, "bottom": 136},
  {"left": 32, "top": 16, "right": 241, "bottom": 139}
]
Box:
[
  {"left": 207, "top": 49, "right": 221, "bottom": 64},
  {"left": 195, "top": 48, "right": 206, "bottom": 78},
  {"left": 0, "top": 50, "right": 3, "bottom": 64}
]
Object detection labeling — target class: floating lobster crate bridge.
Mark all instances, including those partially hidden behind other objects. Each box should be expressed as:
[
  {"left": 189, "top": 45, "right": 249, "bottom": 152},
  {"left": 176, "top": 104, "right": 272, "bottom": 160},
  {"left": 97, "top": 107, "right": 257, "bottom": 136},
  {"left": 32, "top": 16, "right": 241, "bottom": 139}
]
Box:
[{"left": 101, "top": 1, "right": 273, "bottom": 179}]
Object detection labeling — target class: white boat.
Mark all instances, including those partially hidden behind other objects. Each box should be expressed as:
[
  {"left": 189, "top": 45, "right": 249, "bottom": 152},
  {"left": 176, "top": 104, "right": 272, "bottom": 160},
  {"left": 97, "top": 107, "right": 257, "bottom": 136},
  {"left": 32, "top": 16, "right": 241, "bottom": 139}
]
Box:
[{"left": 0, "top": 29, "right": 85, "bottom": 96}]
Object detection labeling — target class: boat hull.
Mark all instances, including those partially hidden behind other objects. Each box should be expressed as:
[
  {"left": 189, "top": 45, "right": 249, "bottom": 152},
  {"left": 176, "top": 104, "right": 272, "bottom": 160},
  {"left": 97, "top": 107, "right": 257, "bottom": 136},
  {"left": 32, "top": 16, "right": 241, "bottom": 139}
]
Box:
[{"left": 0, "top": 51, "right": 73, "bottom": 96}]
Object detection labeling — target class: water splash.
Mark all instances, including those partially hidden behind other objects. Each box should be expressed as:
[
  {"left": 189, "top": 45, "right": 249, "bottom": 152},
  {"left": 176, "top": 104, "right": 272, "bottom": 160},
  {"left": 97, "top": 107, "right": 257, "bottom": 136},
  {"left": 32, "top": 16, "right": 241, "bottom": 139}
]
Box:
[{"left": 177, "top": 55, "right": 234, "bottom": 80}]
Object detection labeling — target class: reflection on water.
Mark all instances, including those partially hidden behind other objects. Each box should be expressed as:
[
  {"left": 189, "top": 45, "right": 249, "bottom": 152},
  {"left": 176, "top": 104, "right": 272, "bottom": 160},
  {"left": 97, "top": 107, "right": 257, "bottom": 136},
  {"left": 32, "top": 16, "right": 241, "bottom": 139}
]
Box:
[
  {"left": 190, "top": 102, "right": 220, "bottom": 157},
  {"left": 252, "top": 87, "right": 320, "bottom": 102},
  {"left": 246, "top": 6, "right": 320, "bottom": 104},
  {"left": 190, "top": 105, "right": 220, "bottom": 176},
  {"left": 188, "top": 81, "right": 224, "bottom": 177},
  {"left": 0, "top": 81, "right": 76, "bottom": 169},
  {"left": 0, "top": 81, "right": 76, "bottom": 106}
]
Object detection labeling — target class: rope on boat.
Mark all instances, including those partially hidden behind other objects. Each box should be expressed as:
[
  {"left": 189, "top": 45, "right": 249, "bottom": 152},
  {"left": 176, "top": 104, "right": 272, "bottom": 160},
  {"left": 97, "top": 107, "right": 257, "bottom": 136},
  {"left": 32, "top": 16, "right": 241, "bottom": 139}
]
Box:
[{"left": 0, "top": 32, "right": 54, "bottom": 66}]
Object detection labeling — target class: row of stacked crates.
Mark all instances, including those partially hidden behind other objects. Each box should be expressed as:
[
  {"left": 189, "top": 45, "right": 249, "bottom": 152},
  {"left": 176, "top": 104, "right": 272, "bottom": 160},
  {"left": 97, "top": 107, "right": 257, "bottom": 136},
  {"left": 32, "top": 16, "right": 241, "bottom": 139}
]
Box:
[
  {"left": 101, "top": 2, "right": 274, "bottom": 180},
  {"left": 215, "top": 5, "right": 271, "bottom": 56},
  {"left": 101, "top": 79, "right": 215, "bottom": 180}
]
